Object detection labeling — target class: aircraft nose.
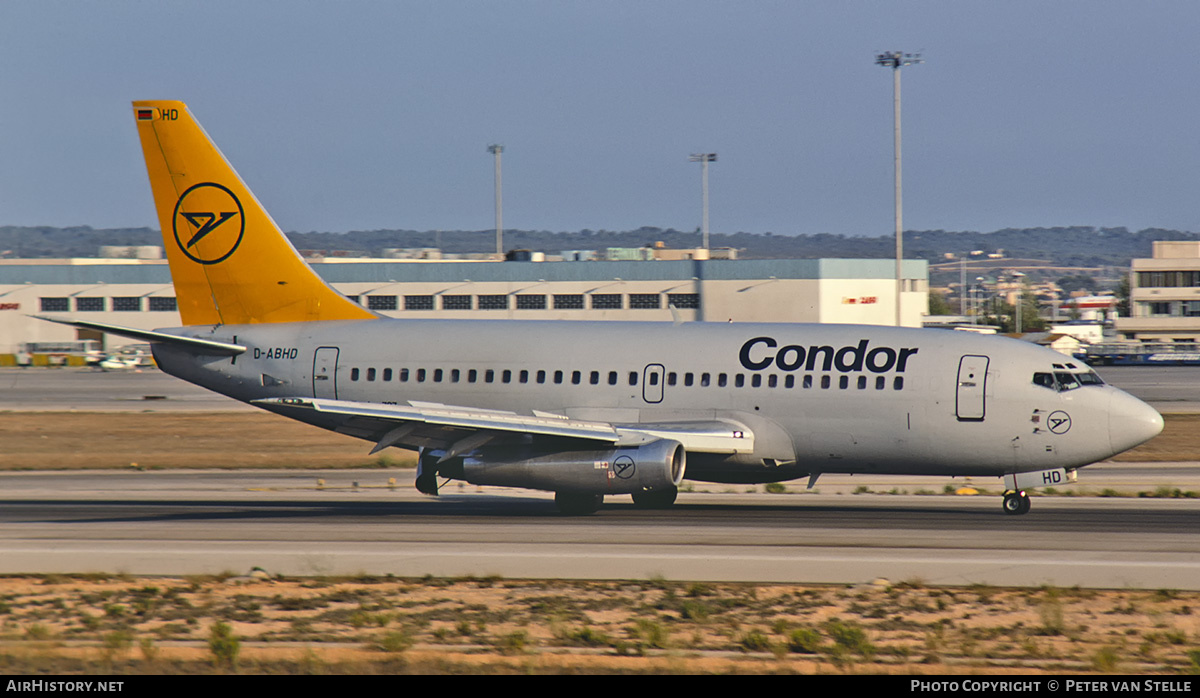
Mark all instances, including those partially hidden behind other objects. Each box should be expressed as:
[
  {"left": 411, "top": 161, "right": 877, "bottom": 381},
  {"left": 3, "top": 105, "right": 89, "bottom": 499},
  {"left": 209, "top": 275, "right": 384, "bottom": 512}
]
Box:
[{"left": 1108, "top": 389, "right": 1164, "bottom": 455}]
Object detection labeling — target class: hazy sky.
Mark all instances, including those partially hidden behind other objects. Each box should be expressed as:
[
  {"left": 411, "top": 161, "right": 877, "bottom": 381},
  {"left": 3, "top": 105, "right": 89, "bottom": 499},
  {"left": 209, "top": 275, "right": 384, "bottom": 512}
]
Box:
[{"left": 3, "top": 1, "right": 1199, "bottom": 238}]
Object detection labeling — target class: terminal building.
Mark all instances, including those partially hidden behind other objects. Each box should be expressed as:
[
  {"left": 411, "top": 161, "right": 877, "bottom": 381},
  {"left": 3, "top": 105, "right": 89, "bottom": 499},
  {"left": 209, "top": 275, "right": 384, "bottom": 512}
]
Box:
[
  {"left": 1118, "top": 240, "right": 1200, "bottom": 341},
  {"left": 0, "top": 256, "right": 929, "bottom": 359}
]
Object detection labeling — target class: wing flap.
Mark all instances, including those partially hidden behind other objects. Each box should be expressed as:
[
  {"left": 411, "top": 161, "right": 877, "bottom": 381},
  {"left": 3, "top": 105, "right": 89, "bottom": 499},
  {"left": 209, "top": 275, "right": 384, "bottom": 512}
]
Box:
[
  {"left": 254, "top": 397, "right": 621, "bottom": 452},
  {"left": 254, "top": 397, "right": 756, "bottom": 455}
]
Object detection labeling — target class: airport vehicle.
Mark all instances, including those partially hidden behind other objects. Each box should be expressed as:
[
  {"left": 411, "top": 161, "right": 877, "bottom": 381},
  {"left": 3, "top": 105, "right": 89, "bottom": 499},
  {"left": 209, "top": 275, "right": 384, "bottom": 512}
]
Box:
[
  {"left": 39, "top": 101, "right": 1164, "bottom": 515},
  {"left": 97, "top": 346, "right": 154, "bottom": 371}
]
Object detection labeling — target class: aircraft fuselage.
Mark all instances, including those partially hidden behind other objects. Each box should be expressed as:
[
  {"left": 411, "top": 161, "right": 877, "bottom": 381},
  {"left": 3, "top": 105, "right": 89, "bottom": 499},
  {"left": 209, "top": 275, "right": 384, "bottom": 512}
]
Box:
[{"left": 151, "top": 318, "right": 1162, "bottom": 485}]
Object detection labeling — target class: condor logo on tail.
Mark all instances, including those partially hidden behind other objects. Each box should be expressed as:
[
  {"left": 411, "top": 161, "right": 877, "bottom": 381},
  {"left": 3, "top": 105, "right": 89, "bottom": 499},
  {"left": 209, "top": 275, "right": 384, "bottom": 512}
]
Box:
[
  {"left": 740, "top": 336, "right": 919, "bottom": 373},
  {"left": 172, "top": 182, "right": 245, "bottom": 265}
]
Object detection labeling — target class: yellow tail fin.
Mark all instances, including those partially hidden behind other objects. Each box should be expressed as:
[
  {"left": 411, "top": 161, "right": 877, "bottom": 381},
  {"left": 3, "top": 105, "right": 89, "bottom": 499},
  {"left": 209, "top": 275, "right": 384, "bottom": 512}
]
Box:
[{"left": 133, "top": 101, "right": 376, "bottom": 326}]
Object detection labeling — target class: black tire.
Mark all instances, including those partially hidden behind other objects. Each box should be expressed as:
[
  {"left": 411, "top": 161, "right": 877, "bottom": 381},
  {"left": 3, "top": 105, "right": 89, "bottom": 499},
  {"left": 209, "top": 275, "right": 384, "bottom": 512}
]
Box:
[
  {"left": 631, "top": 487, "right": 678, "bottom": 509},
  {"left": 554, "top": 492, "right": 603, "bottom": 515},
  {"left": 1003, "top": 492, "right": 1029, "bottom": 515}
]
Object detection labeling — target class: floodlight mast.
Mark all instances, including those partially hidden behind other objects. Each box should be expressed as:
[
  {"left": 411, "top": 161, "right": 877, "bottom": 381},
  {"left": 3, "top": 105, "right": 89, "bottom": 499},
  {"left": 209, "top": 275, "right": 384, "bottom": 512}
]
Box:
[
  {"left": 875, "top": 50, "right": 922, "bottom": 327},
  {"left": 689, "top": 153, "right": 717, "bottom": 250},
  {"left": 487, "top": 144, "right": 504, "bottom": 256}
]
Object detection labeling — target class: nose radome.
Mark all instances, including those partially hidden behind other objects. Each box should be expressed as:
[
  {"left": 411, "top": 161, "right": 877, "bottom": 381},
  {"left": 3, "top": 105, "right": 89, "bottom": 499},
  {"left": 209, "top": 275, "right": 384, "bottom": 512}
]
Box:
[{"left": 1108, "top": 389, "right": 1164, "bottom": 456}]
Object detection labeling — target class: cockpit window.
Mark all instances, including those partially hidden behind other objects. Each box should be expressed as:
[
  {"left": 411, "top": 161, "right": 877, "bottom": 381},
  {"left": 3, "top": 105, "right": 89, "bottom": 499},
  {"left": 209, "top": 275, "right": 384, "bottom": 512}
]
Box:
[
  {"left": 1034, "top": 370, "right": 1104, "bottom": 391},
  {"left": 1054, "top": 372, "right": 1080, "bottom": 391}
]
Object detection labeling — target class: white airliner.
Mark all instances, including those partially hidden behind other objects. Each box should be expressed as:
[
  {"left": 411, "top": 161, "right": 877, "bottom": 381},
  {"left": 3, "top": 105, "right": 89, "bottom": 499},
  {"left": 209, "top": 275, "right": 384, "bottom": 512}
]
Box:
[{"left": 41, "top": 101, "right": 1164, "bottom": 515}]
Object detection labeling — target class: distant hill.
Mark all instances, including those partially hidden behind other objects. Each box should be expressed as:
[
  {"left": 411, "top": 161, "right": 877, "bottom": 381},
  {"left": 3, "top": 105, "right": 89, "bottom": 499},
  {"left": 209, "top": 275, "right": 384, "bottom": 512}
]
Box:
[{"left": 1, "top": 224, "right": 1196, "bottom": 269}]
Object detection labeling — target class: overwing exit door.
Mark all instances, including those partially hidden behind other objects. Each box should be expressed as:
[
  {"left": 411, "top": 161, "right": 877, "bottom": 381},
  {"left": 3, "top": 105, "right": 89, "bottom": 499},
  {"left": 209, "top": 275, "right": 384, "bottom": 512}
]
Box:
[{"left": 643, "top": 363, "right": 665, "bottom": 404}]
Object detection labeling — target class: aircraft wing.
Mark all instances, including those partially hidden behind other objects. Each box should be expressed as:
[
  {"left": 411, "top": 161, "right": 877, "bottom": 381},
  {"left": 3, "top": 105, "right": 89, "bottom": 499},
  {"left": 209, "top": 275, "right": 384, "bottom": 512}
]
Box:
[{"left": 253, "top": 397, "right": 755, "bottom": 456}]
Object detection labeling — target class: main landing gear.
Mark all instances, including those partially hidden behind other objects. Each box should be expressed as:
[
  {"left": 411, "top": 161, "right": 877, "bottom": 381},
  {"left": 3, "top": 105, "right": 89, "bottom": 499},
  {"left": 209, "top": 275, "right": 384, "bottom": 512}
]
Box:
[
  {"left": 1002, "top": 490, "right": 1031, "bottom": 516},
  {"left": 554, "top": 492, "right": 604, "bottom": 515},
  {"left": 631, "top": 486, "right": 678, "bottom": 509}
]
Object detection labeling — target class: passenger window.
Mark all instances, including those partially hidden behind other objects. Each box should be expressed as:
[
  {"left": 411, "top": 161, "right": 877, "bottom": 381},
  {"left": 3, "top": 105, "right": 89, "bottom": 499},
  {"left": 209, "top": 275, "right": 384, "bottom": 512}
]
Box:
[
  {"left": 554, "top": 370, "right": 563, "bottom": 384},
  {"left": 820, "top": 376, "right": 830, "bottom": 389},
  {"left": 876, "top": 376, "right": 885, "bottom": 390},
  {"left": 383, "top": 368, "right": 392, "bottom": 381},
  {"left": 718, "top": 373, "right": 728, "bottom": 387},
  {"left": 648, "top": 372, "right": 658, "bottom": 386},
  {"left": 803, "top": 375, "right": 813, "bottom": 389},
  {"left": 519, "top": 370, "right": 528, "bottom": 384},
  {"left": 768, "top": 375, "right": 777, "bottom": 388},
  {"left": 857, "top": 376, "right": 866, "bottom": 389},
  {"left": 537, "top": 370, "right": 546, "bottom": 384},
  {"left": 839, "top": 375, "right": 848, "bottom": 389},
  {"left": 468, "top": 369, "right": 477, "bottom": 383},
  {"left": 893, "top": 376, "right": 904, "bottom": 390},
  {"left": 589, "top": 371, "right": 599, "bottom": 385},
  {"left": 400, "top": 368, "right": 409, "bottom": 382},
  {"left": 629, "top": 371, "right": 638, "bottom": 386},
  {"left": 667, "top": 372, "right": 677, "bottom": 386},
  {"left": 735, "top": 374, "right": 745, "bottom": 388},
  {"left": 608, "top": 371, "right": 618, "bottom": 385},
  {"left": 451, "top": 369, "right": 460, "bottom": 383},
  {"left": 416, "top": 368, "right": 426, "bottom": 383},
  {"left": 367, "top": 368, "right": 376, "bottom": 381},
  {"left": 433, "top": 369, "right": 443, "bottom": 382},
  {"left": 502, "top": 369, "right": 511, "bottom": 383},
  {"left": 572, "top": 370, "right": 582, "bottom": 385},
  {"left": 351, "top": 368, "right": 360, "bottom": 381},
  {"left": 684, "top": 373, "right": 694, "bottom": 387},
  {"left": 784, "top": 375, "right": 794, "bottom": 388},
  {"left": 485, "top": 369, "right": 495, "bottom": 383},
  {"left": 700, "top": 373, "right": 710, "bottom": 387}
]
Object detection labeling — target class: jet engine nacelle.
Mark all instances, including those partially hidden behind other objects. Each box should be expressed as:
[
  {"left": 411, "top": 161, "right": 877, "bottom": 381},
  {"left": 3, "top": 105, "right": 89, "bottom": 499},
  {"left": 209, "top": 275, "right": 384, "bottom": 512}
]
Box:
[{"left": 456, "top": 439, "right": 686, "bottom": 494}]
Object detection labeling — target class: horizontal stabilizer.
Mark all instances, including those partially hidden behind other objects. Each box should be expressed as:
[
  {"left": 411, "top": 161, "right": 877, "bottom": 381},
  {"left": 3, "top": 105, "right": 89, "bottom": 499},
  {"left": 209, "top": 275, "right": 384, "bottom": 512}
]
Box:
[{"left": 33, "top": 316, "right": 246, "bottom": 355}]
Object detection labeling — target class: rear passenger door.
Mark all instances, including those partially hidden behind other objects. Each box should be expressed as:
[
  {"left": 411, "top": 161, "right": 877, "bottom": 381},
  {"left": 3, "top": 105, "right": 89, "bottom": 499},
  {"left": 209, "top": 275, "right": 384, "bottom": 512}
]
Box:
[{"left": 313, "top": 347, "right": 339, "bottom": 399}]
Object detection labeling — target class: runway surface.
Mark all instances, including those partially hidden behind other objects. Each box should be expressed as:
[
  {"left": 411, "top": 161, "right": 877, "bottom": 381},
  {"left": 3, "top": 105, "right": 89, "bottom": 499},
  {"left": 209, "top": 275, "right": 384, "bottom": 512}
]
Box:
[
  {"left": 2, "top": 469, "right": 1198, "bottom": 588},
  {"left": 0, "top": 367, "right": 247, "bottom": 411}
]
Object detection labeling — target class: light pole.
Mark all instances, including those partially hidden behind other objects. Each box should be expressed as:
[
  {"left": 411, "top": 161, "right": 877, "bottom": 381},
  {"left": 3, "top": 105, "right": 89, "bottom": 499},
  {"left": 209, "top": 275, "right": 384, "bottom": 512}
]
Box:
[
  {"left": 876, "top": 50, "right": 922, "bottom": 327},
  {"left": 689, "top": 153, "right": 717, "bottom": 250},
  {"left": 975, "top": 276, "right": 985, "bottom": 327},
  {"left": 487, "top": 144, "right": 504, "bottom": 256},
  {"left": 1013, "top": 271, "right": 1027, "bottom": 334}
]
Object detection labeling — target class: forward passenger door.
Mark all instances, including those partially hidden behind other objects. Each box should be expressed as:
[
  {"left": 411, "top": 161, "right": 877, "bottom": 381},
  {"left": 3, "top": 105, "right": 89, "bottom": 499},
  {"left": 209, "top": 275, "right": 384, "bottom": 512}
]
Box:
[{"left": 956, "top": 354, "right": 989, "bottom": 421}]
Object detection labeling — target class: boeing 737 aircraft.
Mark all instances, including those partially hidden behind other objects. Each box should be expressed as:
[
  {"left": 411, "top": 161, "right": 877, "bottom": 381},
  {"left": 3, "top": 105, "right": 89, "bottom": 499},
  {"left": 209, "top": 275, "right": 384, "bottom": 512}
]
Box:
[{"left": 41, "top": 101, "right": 1164, "bottom": 515}]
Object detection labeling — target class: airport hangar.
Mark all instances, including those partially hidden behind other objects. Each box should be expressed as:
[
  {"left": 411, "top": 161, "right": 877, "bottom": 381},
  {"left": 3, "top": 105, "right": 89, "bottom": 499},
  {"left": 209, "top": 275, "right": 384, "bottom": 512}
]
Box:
[{"left": 0, "top": 256, "right": 929, "bottom": 359}]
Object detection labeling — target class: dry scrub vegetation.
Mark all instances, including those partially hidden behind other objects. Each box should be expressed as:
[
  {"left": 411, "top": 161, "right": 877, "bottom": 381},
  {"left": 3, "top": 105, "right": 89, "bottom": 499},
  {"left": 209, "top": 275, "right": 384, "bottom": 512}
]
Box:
[{"left": 1, "top": 574, "right": 1199, "bottom": 675}]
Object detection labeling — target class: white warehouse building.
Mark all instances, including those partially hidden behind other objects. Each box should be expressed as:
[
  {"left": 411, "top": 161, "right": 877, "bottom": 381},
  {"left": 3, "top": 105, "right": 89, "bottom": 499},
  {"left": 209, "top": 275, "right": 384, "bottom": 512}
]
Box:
[{"left": 0, "top": 257, "right": 929, "bottom": 359}]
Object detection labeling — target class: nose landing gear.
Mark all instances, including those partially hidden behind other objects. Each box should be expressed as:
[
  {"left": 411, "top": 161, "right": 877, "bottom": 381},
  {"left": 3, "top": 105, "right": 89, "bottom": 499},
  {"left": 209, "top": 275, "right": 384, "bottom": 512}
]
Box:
[{"left": 1002, "top": 490, "right": 1031, "bottom": 515}]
